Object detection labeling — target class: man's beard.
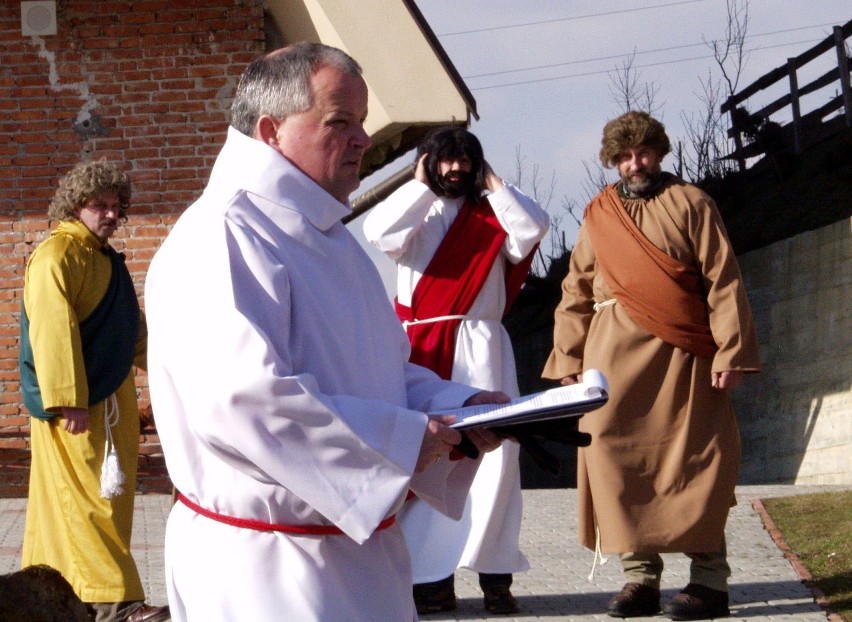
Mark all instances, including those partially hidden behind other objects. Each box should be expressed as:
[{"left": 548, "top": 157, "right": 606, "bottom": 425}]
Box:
[
  {"left": 621, "top": 163, "right": 662, "bottom": 197},
  {"left": 437, "top": 170, "right": 475, "bottom": 199}
]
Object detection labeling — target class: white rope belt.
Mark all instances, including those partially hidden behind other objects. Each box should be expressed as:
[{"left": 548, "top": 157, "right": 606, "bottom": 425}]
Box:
[
  {"left": 100, "top": 393, "right": 126, "bottom": 499},
  {"left": 593, "top": 299, "right": 617, "bottom": 313},
  {"left": 401, "top": 314, "right": 473, "bottom": 329}
]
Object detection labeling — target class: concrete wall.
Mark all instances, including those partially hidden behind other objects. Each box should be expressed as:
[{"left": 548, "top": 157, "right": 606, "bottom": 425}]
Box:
[{"left": 733, "top": 217, "right": 851, "bottom": 485}]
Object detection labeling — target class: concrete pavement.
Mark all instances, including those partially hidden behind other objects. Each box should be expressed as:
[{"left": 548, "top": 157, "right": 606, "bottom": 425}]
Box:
[{"left": 1, "top": 484, "right": 847, "bottom": 621}]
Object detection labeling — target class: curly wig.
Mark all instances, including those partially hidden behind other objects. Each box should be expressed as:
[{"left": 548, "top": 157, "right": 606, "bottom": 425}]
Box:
[
  {"left": 48, "top": 159, "right": 131, "bottom": 221},
  {"left": 599, "top": 111, "right": 671, "bottom": 168}
]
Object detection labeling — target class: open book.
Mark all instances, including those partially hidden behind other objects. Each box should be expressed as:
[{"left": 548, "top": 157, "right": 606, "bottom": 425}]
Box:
[{"left": 432, "top": 369, "right": 609, "bottom": 431}]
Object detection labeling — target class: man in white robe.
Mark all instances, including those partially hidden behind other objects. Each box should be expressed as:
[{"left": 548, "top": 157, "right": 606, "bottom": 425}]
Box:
[
  {"left": 145, "top": 43, "right": 504, "bottom": 622},
  {"left": 363, "top": 127, "right": 549, "bottom": 614}
]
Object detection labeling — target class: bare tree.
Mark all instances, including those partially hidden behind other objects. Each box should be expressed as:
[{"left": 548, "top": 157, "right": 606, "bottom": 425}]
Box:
[
  {"left": 607, "top": 50, "right": 662, "bottom": 115},
  {"left": 510, "top": 146, "right": 558, "bottom": 275},
  {"left": 531, "top": 0, "right": 752, "bottom": 279},
  {"left": 580, "top": 159, "right": 612, "bottom": 204},
  {"left": 704, "top": 0, "right": 749, "bottom": 97},
  {"left": 679, "top": 69, "right": 734, "bottom": 181},
  {"left": 679, "top": 0, "right": 749, "bottom": 181},
  {"left": 511, "top": 145, "right": 555, "bottom": 214}
]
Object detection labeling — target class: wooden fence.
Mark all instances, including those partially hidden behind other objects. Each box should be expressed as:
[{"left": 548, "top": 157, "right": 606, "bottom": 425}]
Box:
[{"left": 721, "top": 19, "right": 851, "bottom": 168}]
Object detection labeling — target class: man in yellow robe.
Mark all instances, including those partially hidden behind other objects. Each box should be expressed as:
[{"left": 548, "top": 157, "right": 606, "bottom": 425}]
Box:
[
  {"left": 19, "top": 160, "right": 169, "bottom": 622},
  {"left": 543, "top": 111, "right": 760, "bottom": 621}
]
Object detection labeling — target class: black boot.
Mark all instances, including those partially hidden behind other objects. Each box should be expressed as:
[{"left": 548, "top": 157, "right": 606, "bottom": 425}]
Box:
[
  {"left": 413, "top": 575, "right": 456, "bottom": 614},
  {"left": 479, "top": 573, "right": 519, "bottom": 614}
]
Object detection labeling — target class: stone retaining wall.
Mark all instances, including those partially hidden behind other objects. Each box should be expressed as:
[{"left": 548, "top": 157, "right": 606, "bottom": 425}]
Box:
[{"left": 734, "top": 217, "right": 851, "bottom": 484}]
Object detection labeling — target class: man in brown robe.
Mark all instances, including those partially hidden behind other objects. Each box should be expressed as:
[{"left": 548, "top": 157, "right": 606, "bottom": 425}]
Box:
[{"left": 543, "top": 111, "right": 760, "bottom": 621}]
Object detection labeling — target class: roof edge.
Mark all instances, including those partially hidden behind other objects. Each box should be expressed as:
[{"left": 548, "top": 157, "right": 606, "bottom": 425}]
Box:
[{"left": 400, "top": 0, "right": 478, "bottom": 121}]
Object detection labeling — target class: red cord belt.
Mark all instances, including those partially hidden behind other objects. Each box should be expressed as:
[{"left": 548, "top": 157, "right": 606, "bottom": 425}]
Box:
[{"left": 176, "top": 492, "right": 396, "bottom": 536}]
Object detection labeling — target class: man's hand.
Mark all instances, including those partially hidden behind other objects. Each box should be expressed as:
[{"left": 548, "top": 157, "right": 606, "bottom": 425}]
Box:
[
  {"left": 414, "top": 152, "right": 430, "bottom": 186},
  {"left": 462, "top": 389, "right": 510, "bottom": 407},
  {"left": 417, "top": 391, "right": 511, "bottom": 469},
  {"left": 460, "top": 390, "right": 511, "bottom": 455},
  {"left": 560, "top": 373, "right": 582, "bottom": 386},
  {"left": 61, "top": 406, "right": 89, "bottom": 434},
  {"left": 463, "top": 427, "right": 503, "bottom": 455},
  {"left": 712, "top": 370, "right": 743, "bottom": 390},
  {"left": 482, "top": 160, "right": 505, "bottom": 193},
  {"left": 416, "top": 415, "right": 462, "bottom": 473}
]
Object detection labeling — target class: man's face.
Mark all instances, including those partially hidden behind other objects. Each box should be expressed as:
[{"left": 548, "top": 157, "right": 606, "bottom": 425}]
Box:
[
  {"left": 272, "top": 65, "right": 371, "bottom": 203},
  {"left": 437, "top": 154, "right": 474, "bottom": 198},
  {"left": 615, "top": 146, "right": 662, "bottom": 197},
  {"left": 75, "top": 191, "right": 121, "bottom": 242}
]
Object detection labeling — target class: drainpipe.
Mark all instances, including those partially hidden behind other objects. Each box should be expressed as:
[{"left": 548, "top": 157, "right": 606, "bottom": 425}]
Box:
[{"left": 344, "top": 163, "right": 416, "bottom": 224}]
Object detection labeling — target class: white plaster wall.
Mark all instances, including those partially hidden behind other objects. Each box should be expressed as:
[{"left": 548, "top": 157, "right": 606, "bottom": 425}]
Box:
[{"left": 732, "top": 217, "right": 851, "bottom": 484}]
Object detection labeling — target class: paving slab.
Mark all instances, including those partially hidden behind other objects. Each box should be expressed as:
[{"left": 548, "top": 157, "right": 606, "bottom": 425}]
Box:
[{"left": 1, "top": 484, "right": 848, "bottom": 620}]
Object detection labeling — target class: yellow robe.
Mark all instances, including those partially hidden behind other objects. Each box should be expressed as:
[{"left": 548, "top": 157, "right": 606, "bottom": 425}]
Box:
[
  {"left": 543, "top": 178, "right": 760, "bottom": 553},
  {"left": 22, "top": 219, "right": 148, "bottom": 603}
]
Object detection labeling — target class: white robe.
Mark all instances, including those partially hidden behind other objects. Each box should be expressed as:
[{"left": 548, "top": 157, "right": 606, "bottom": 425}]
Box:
[
  {"left": 363, "top": 179, "right": 549, "bottom": 579},
  {"left": 145, "top": 128, "right": 482, "bottom": 622}
]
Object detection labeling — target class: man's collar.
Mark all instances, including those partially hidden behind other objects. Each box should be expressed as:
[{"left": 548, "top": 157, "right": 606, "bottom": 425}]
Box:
[
  {"left": 212, "top": 128, "right": 351, "bottom": 232},
  {"left": 57, "top": 219, "right": 111, "bottom": 252}
]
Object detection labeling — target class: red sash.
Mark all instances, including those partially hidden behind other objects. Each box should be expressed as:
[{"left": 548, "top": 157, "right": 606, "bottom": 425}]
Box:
[
  {"left": 584, "top": 184, "right": 717, "bottom": 358},
  {"left": 177, "top": 493, "right": 396, "bottom": 536},
  {"left": 395, "top": 197, "right": 535, "bottom": 379}
]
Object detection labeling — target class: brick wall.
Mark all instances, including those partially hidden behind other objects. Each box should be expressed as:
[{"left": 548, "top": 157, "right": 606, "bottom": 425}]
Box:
[
  {"left": 0, "top": 1, "right": 267, "bottom": 449},
  {"left": 733, "top": 217, "right": 852, "bottom": 485}
]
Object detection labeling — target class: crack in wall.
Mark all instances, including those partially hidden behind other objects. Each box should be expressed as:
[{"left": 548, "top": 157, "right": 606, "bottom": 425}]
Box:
[{"left": 29, "top": 36, "right": 103, "bottom": 134}]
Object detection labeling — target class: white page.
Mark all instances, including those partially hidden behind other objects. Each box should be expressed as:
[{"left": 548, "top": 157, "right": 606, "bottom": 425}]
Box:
[{"left": 434, "top": 369, "right": 608, "bottom": 428}]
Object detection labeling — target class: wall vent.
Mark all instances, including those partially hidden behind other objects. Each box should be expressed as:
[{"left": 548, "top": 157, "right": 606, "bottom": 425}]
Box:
[{"left": 21, "top": 1, "right": 57, "bottom": 37}]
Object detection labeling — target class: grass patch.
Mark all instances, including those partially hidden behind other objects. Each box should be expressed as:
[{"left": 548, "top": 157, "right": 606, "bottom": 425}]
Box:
[{"left": 761, "top": 491, "right": 852, "bottom": 621}]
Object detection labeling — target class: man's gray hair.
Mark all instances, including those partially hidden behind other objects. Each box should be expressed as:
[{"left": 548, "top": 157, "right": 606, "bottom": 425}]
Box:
[{"left": 230, "top": 42, "right": 363, "bottom": 136}]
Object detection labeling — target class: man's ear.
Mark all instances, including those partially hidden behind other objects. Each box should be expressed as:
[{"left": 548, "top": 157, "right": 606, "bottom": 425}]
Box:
[{"left": 256, "top": 115, "right": 279, "bottom": 147}]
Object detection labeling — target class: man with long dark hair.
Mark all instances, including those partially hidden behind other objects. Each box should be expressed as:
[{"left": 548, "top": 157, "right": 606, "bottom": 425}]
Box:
[{"left": 364, "top": 126, "right": 549, "bottom": 615}]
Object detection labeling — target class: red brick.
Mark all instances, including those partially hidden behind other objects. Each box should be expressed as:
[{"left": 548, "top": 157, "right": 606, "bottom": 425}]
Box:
[{"left": 0, "top": 0, "right": 264, "bottom": 445}]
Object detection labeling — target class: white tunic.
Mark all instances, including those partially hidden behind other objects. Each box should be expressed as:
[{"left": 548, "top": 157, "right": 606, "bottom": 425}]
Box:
[
  {"left": 145, "top": 128, "right": 482, "bottom": 622},
  {"left": 363, "top": 179, "right": 549, "bottom": 579}
]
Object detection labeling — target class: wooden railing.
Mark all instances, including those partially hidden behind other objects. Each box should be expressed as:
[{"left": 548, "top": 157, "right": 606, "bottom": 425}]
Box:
[{"left": 721, "top": 20, "right": 852, "bottom": 169}]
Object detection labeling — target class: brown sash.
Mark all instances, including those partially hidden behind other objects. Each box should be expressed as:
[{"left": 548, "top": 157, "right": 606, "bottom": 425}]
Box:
[{"left": 584, "top": 184, "right": 717, "bottom": 358}]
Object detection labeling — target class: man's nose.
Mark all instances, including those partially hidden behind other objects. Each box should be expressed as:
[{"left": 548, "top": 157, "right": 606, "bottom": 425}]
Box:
[{"left": 353, "top": 125, "right": 371, "bottom": 150}]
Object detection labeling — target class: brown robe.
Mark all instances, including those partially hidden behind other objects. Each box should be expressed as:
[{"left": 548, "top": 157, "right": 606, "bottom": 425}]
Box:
[{"left": 543, "top": 176, "right": 760, "bottom": 553}]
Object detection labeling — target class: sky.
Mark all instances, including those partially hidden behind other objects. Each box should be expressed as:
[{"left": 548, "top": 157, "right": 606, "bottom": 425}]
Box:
[{"left": 348, "top": 0, "right": 850, "bottom": 295}]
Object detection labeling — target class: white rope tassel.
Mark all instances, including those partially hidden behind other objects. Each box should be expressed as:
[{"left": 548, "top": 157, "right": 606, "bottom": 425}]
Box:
[
  {"left": 587, "top": 524, "right": 609, "bottom": 581},
  {"left": 401, "top": 314, "right": 470, "bottom": 329},
  {"left": 100, "top": 393, "right": 126, "bottom": 499}
]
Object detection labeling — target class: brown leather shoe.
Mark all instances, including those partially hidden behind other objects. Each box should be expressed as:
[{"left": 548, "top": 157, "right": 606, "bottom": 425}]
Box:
[
  {"left": 606, "top": 582, "right": 661, "bottom": 618},
  {"left": 125, "top": 603, "right": 171, "bottom": 622},
  {"left": 483, "top": 585, "right": 519, "bottom": 614},
  {"left": 413, "top": 577, "right": 456, "bottom": 614},
  {"left": 663, "top": 583, "right": 729, "bottom": 620}
]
